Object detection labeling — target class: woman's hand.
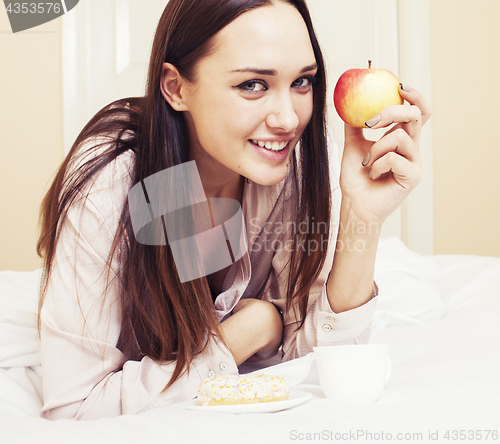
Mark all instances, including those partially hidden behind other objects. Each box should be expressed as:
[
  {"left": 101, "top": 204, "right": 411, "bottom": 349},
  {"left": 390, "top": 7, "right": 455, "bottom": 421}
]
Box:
[{"left": 338, "top": 84, "right": 432, "bottom": 226}]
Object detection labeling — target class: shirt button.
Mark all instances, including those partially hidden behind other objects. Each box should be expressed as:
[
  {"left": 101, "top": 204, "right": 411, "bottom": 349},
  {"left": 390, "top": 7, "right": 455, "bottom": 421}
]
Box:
[
  {"left": 219, "top": 362, "right": 227, "bottom": 371},
  {"left": 322, "top": 324, "right": 332, "bottom": 332},
  {"left": 208, "top": 370, "right": 215, "bottom": 378},
  {"left": 327, "top": 316, "right": 335, "bottom": 322}
]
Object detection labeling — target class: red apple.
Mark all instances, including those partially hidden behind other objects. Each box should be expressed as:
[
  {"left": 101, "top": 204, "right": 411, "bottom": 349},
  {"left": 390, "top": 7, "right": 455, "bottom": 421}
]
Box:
[{"left": 334, "top": 61, "right": 403, "bottom": 128}]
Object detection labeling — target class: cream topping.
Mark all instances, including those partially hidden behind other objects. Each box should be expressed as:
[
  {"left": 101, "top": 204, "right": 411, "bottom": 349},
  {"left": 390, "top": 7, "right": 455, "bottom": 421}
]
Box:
[{"left": 197, "top": 373, "right": 290, "bottom": 406}]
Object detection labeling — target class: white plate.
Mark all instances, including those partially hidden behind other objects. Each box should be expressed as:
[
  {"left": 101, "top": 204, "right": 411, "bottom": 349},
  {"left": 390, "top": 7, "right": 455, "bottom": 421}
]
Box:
[{"left": 185, "top": 390, "right": 313, "bottom": 414}]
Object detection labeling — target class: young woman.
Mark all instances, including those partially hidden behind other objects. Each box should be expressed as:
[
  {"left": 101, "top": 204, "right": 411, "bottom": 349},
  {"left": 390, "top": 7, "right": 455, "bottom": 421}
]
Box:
[{"left": 37, "top": 0, "right": 431, "bottom": 420}]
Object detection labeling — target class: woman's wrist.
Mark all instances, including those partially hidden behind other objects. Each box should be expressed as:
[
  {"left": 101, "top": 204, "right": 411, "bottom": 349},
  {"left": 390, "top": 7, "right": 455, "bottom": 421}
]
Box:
[
  {"left": 326, "top": 199, "right": 381, "bottom": 313},
  {"left": 337, "top": 197, "right": 383, "bottom": 236}
]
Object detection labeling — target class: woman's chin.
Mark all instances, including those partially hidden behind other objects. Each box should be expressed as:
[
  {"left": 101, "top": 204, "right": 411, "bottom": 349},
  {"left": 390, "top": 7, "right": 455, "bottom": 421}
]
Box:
[{"left": 246, "top": 168, "right": 289, "bottom": 187}]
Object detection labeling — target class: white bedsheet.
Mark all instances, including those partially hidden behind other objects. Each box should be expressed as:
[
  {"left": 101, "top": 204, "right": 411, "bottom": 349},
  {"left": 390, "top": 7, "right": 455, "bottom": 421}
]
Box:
[{"left": 0, "top": 237, "right": 499, "bottom": 443}]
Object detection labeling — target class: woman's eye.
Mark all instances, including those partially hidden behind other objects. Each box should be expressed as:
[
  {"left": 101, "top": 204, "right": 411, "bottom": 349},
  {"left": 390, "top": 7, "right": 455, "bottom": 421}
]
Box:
[
  {"left": 236, "top": 76, "right": 316, "bottom": 93},
  {"left": 238, "top": 81, "right": 268, "bottom": 93},
  {"left": 292, "top": 76, "right": 317, "bottom": 88}
]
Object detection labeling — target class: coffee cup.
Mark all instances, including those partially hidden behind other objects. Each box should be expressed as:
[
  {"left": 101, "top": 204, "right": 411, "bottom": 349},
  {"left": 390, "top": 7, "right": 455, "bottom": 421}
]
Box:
[{"left": 313, "top": 343, "right": 392, "bottom": 404}]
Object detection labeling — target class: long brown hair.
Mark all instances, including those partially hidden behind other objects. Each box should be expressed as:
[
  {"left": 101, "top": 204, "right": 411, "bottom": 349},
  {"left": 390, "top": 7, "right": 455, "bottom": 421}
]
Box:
[{"left": 36, "top": 0, "right": 330, "bottom": 391}]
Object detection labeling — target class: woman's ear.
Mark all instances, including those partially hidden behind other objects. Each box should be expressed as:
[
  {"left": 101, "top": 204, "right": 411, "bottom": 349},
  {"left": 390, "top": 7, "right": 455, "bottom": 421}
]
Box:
[{"left": 160, "top": 62, "right": 189, "bottom": 111}]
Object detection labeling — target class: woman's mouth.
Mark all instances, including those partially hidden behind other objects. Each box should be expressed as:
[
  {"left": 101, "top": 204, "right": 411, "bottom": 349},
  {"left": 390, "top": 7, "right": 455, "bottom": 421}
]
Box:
[
  {"left": 250, "top": 139, "right": 289, "bottom": 152},
  {"left": 249, "top": 139, "right": 291, "bottom": 161}
]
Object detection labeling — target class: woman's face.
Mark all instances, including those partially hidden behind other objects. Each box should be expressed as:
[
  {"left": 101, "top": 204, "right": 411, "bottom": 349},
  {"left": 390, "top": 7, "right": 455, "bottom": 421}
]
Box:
[{"left": 181, "top": 1, "right": 317, "bottom": 188}]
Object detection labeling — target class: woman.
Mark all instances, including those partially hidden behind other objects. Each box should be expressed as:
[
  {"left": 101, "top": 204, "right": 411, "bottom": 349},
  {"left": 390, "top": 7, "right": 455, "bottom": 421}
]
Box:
[{"left": 36, "top": 0, "right": 430, "bottom": 420}]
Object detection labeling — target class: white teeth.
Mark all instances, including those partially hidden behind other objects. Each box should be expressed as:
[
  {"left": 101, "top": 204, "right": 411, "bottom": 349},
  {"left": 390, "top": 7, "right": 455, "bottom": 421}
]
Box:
[{"left": 251, "top": 140, "right": 289, "bottom": 151}]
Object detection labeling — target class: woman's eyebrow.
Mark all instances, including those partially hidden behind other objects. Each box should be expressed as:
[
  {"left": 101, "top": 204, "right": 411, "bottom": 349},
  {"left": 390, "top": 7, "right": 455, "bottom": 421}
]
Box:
[{"left": 230, "top": 63, "right": 318, "bottom": 76}]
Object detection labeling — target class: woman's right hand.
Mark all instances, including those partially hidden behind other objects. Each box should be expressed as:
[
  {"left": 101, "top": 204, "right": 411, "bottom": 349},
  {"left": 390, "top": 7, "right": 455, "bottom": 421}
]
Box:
[{"left": 220, "top": 299, "right": 283, "bottom": 365}]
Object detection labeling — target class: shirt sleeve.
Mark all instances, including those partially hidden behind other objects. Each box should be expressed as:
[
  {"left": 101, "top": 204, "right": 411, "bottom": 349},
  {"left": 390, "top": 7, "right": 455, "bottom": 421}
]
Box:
[
  {"left": 40, "top": 150, "right": 237, "bottom": 420},
  {"left": 288, "top": 279, "right": 379, "bottom": 359},
  {"left": 277, "top": 261, "right": 379, "bottom": 361}
]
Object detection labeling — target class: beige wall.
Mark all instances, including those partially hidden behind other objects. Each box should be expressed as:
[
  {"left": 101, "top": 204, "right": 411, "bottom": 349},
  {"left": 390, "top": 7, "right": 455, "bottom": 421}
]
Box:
[
  {"left": 1, "top": 2, "right": 499, "bottom": 271},
  {"left": 430, "top": 0, "right": 500, "bottom": 256},
  {"left": 0, "top": 11, "right": 64, "bottom": 271}
]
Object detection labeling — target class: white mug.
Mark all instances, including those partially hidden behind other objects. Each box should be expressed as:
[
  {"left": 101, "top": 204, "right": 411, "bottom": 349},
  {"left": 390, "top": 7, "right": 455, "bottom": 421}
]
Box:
[{"left": 313, "top": 344, "right": 392, "bottom": 404}]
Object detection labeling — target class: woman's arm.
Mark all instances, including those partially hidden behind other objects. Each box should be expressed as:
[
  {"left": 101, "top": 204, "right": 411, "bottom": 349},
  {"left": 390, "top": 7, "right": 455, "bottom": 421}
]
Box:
[
  {"left": 222, "top": 299, "right": 283, "bottom": 364},
  {"left": 257, "top": 138, "right": 376, "bottom": 361},
  {"left": 325, "top": 202, "right": 379, "bottom": 313},
  {"left": 326, "top": 85, "right": 432, "bottom": 313}
]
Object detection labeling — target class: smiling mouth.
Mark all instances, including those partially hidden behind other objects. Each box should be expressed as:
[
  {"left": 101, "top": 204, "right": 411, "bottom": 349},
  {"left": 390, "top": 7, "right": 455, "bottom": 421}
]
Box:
[{"left": 250, "top": 139, "right": 289, "bottom": 152}]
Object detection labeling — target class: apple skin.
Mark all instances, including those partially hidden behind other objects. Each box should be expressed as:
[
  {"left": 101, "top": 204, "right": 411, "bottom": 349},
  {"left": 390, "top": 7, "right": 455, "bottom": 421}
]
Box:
[{"left": 334, "top": 64, "right": 403, "bottom": 128}]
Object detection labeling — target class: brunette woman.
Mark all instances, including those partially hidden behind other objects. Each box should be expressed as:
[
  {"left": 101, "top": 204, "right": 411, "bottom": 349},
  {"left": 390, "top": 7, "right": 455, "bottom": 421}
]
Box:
[{"left": 37, "top": 0, "right": 431, "bottom": 419}]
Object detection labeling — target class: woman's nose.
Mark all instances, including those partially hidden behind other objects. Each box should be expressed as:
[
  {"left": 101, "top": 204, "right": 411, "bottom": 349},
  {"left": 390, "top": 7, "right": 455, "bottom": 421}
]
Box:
[{"left": 265, "top": 93, "right": 299, "bottom": 132}]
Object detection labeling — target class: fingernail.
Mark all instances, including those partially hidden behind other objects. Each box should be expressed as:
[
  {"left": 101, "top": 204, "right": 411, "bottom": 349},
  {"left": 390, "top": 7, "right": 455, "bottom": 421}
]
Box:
[
  {"left": 369, "top": 171, "right": 373, "bottom": 180},
  {"left": 365, "top": 114, "right": 381, "bottom": 128},
  {"left": 362, "top": 153, "right": 370, "bottom": 166},
  {"left": 400, "top": 83, "right": 412, "bottom": 92}
]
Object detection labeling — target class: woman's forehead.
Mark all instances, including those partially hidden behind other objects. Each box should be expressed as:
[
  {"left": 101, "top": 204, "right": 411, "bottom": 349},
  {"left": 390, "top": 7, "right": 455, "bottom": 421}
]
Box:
[{"left": 206, "top": 3, "right": 316, "bottom": 73}]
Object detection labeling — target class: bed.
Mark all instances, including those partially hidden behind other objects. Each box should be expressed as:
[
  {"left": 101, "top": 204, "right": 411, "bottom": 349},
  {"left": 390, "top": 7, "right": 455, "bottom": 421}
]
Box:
[{"left": 1, "top": 237, "right": 499, "bottom": 443}]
